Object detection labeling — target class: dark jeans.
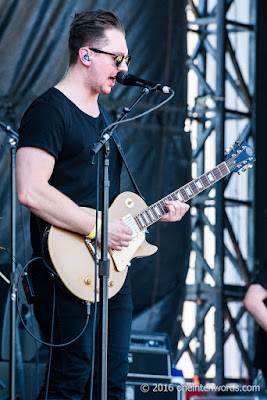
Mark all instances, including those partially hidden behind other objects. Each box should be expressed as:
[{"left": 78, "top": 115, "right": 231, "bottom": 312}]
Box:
[
  {"left": 255, "top": 327, "right": 267, "bottom": 386},
  {"left": 29, "top": 259, "right": 133, "bottom": 400}
]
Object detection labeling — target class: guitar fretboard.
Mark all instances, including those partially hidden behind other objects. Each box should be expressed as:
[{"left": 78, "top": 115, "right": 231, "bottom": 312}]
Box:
[{"left": 133, "top": 161, "right": 230, "bottom": 231}]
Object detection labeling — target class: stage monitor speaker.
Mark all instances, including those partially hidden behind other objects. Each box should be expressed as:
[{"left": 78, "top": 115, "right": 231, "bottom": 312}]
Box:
[{"left": 128, "top": 332, "right": 172, "bottom": 381}]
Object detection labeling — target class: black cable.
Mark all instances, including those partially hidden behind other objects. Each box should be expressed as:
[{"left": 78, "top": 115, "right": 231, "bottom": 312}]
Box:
[
  {"left": 28, "top": 304, "right": 40, "bottom": 397},
  {"left": 100, "top": 89, "right": 175, "bottom": 137},
  {"left": 19, "top": 199, "right": 40, "bottom": 395},
  {"left": 45, "top": 345, "right": 53, "bottom": 400},
  {"left": 19, "top": 202, "right": 29, "bottom": 267},
  {"left": 0, "top": 246, "right": 24, "bottom": 274},
  {"left": 44, "top": 279, "right": 55, "bottom": 400},
  {"left": 16, "top": 257, "right": 90, "bottom": 348},
  {"left": 16, "top": 313, "right": 25, "bottom": 400}
]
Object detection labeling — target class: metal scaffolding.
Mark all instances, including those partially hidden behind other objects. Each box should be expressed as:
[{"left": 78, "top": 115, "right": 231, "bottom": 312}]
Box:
[{"left": 177, "top": 0, "right": 257, "bottom": 385}]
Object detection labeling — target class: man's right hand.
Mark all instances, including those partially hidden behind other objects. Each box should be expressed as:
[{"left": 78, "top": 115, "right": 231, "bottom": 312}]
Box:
[{"left": 98, "top": 219, "right": 132, "bottom": 251}]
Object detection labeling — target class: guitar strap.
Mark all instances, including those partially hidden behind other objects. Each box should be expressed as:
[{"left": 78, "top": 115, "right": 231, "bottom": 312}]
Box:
[{"left": 99, "top": 105, "right": 145, "bottom": 201}]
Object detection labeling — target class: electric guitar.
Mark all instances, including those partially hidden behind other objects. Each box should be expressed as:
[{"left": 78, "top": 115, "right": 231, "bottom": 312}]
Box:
[{"left": 45, "top": 141, "right": 255, "bottom": 302}]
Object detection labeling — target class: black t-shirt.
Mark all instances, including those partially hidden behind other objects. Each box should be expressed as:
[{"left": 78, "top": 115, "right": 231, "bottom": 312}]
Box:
[
  {"left": 254, "top": 267, "right": 267, "bottom": 291},
  {"left": 18, "top": 87, "right": 122, "bottom": 254}
]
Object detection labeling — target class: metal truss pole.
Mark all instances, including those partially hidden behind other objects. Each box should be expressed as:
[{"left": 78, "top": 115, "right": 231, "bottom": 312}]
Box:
[
  {"left": 179, "top": 0, "right": 257, "bottom": 385},
  {"left": 193, "top": 0, "right": 207, "bottom": 384},
  {"left": 214, "top": 0, "right": 226, "bottom": 386}
]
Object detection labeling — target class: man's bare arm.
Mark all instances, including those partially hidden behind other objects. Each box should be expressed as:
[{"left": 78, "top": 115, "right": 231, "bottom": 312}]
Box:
[
  {"left": 16, "top": 147, "right": 132, "bottom": 250},
  {"left": 244, "top": 283, "right": 267, "bottom": 332}
]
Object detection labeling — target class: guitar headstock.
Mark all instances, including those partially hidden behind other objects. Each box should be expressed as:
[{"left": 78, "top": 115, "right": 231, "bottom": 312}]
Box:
[{"left": 225, "top": 141, "right": 256, "bottom": 173}]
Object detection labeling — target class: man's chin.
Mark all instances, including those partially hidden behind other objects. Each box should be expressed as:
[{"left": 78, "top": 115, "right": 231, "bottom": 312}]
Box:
[{"left": 101, "top": 86, "right": 112, "bottom": 95}]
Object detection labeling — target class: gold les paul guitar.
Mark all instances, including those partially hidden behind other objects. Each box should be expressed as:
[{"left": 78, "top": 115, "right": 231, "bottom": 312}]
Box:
[{"left": 45, "top": 141, "right": 255, "bottom": 302}]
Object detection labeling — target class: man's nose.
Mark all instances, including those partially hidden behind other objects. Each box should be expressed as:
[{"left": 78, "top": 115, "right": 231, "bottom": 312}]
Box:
[{"left": 118, "top": 59, "right": 128, "bottom": 73}]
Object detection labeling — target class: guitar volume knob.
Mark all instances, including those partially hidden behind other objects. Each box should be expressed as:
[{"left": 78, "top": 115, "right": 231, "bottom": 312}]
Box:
[{"left": 84, "top": 277, "right": 92, "bottom": 285}]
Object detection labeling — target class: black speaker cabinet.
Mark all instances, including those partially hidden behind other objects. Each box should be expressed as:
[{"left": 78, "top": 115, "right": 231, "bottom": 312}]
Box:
[{"left": 128, "top": 332, "right": 172, "bottom": 381}]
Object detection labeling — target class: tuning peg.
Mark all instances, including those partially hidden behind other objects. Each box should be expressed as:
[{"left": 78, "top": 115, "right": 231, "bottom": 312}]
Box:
[
  {"left": 242, "top": 165, "right": 251, "bottom": 172},
  {"left": 224, "top": 149, "right": 230, "bottom": 155},
  {"left": 230, "top": 145, "right": 235, "bottom": 151},
  {"left": 248, "top": 164, "right": 254, "bottom": 168},
  {"left": 235, "top": 140, "right": 240, "bottom": 146}
]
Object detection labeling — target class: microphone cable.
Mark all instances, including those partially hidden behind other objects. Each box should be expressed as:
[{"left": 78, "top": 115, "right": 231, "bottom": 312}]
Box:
[{"left": 100, "top": 88, "right": 175, "bottom": 138}]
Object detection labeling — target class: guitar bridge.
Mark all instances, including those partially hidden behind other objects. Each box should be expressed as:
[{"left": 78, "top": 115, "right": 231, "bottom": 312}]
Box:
[{"left": 85, "top": 238, "right": 100, "bottom": 261}]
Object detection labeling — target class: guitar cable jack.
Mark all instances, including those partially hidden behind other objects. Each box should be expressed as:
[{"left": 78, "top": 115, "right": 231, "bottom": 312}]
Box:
[{"left": 85, "top": 301, "right": 91, "bottom": 316}]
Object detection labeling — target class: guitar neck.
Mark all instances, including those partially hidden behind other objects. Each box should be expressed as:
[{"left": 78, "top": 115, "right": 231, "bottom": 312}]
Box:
[{"left": 133, "top": 160, "right": 231, "bottom": 231}]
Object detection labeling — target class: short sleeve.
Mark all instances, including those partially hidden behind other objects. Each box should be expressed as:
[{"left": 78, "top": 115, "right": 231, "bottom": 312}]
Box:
[
  {"left": 254, "top": 265, "right": 267, "bottom": 290},
  {"left": 18, "top": 102, "right": 64, "bottom": 159}
]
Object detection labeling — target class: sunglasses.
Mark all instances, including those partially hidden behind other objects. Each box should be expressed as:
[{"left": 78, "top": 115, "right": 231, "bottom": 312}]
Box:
[{"left": 90, "top": 48, "right": 131, "bottom": 67}]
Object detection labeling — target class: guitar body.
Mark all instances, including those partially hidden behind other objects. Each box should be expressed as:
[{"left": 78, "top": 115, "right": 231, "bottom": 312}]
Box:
[{"left": 47, "top": 192, "right": 158, "bottom": 302}]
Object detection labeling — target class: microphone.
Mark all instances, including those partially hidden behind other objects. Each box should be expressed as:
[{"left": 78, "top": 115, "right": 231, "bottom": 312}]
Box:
[{"left": 116, "top": 72, "right": 171, "bottom": 94}]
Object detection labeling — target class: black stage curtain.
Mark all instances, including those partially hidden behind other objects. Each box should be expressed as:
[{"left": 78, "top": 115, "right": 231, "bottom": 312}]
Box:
[{"left": 0, "top": 0, "right": 190, "bottom": 358}]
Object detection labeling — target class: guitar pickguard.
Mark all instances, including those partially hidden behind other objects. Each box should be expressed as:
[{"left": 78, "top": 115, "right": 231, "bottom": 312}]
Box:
[{"left": 110, "top": 231, "right": 146, "bottom": 272}]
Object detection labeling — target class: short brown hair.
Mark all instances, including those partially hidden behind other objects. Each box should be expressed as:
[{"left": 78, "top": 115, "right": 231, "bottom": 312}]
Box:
[{"left": 69, "top": 10, "right": 125, "bottom": 66}]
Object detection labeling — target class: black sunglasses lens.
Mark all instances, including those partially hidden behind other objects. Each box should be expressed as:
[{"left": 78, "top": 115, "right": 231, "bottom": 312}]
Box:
[
  {"left": 115, "top": 55, "right": 124, "bottom": 67},
  {"left": 125, "top": 55, "right": 131, "bottom": 66},
  {"left": 115, "top": 55, "right": 131, "bottom": 67}
]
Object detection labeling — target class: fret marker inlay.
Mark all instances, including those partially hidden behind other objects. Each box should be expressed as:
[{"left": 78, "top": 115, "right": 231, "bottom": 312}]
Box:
[
  {"left": 207, "top": 173, "right": 215, "bottom": 182},
  {"left": 186, "top": 186, "right": 192, "bottom": 196},
  {"left": 177, "top": 192, "right": 183, "bottom": 201},
  {"left": 154, "top": 206, "right": 162, "bottom": 216},
  {"left": 196, "top": 180, "right": 203, "bottom": 189}
]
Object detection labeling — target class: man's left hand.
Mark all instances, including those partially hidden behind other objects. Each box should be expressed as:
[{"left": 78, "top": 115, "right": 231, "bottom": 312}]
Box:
[{"left": 160, "top": 200, "right": 190, "bottom": 222}]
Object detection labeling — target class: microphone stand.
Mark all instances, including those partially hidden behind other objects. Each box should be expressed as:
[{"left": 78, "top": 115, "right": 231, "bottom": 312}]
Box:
[
  {"left": 90, "top": 88, "right": 150, "bottom": 400},
  {"left": 0, "top": 121, "right": 19, "bottom": 400},
  {"left": 91, "top": 88, "right": 149, "bottom": 158}
]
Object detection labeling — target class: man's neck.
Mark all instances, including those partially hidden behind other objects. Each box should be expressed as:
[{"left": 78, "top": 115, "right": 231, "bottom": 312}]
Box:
[{"left": 55, "top": 68, "right": 100, "bottom": 118}]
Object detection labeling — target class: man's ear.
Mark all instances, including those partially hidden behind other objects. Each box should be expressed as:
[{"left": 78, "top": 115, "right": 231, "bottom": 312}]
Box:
[{"left": 79, "top": 48, "right": 91, "bottom": 65}]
